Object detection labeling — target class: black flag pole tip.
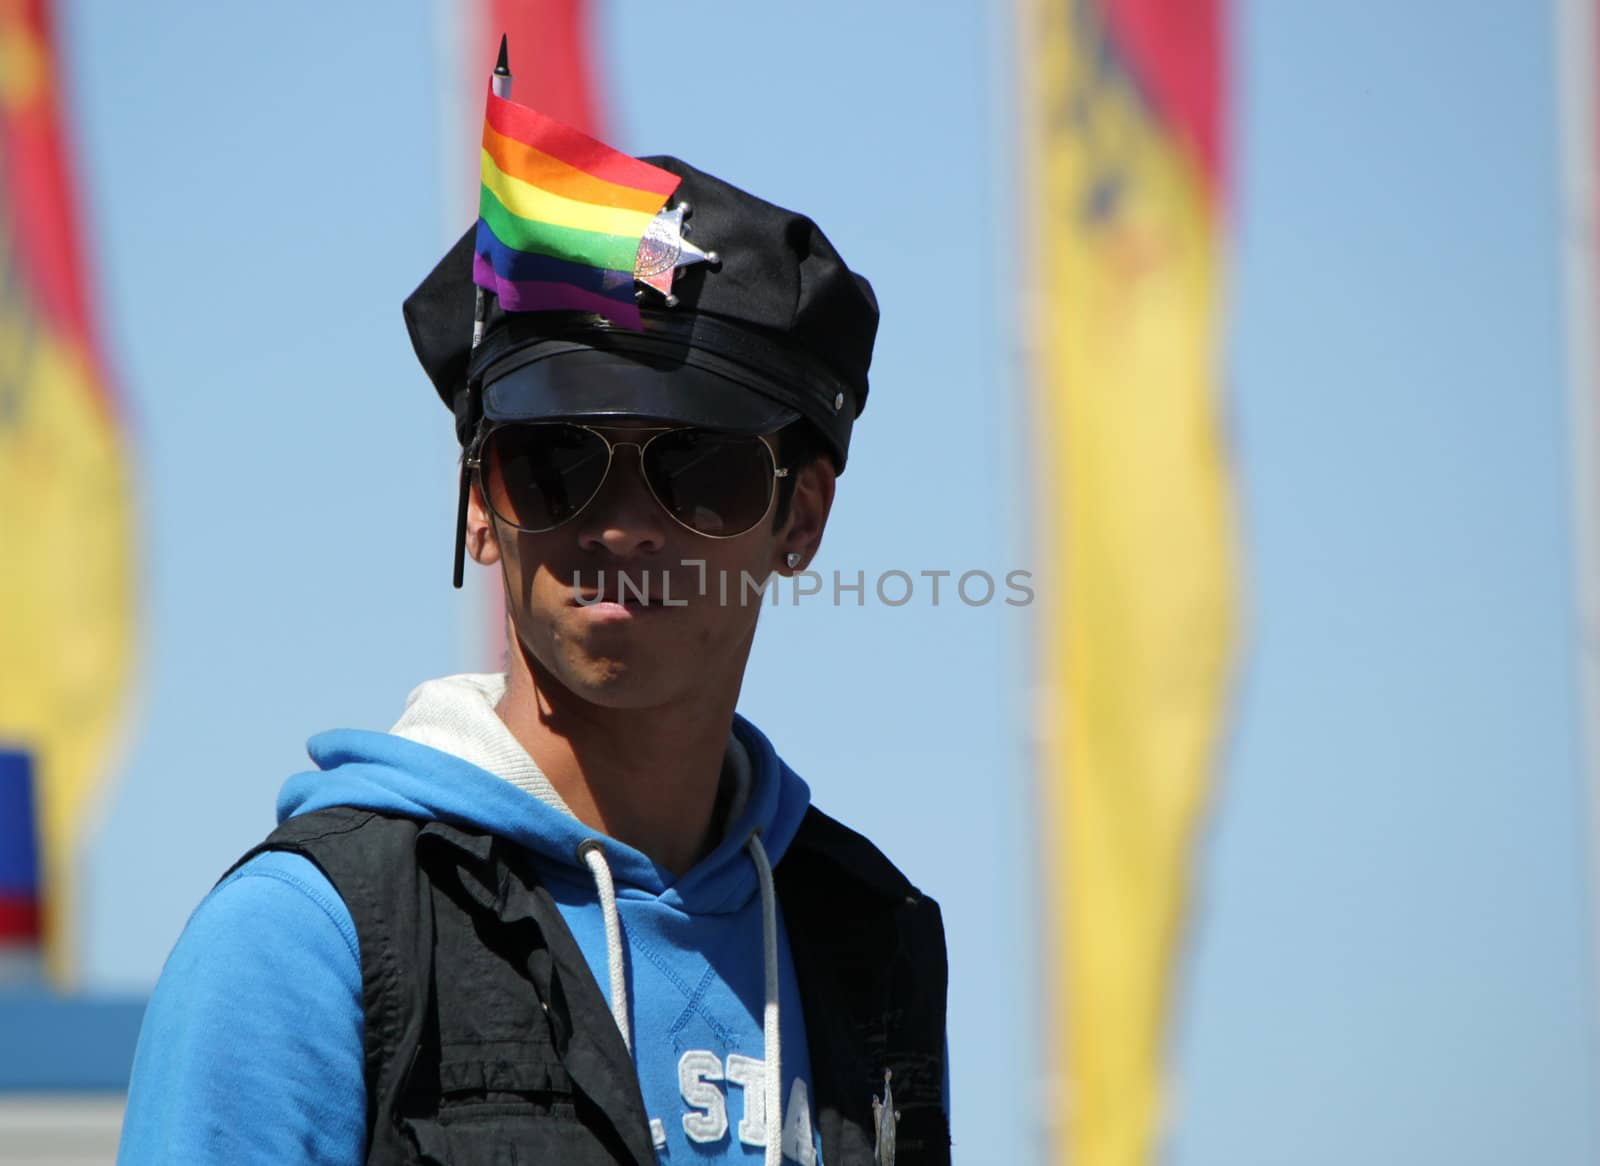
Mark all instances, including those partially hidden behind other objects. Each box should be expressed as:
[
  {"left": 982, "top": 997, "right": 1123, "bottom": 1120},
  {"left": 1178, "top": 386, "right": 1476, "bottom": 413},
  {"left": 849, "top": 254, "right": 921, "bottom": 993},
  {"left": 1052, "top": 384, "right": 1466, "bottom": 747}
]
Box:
[{"left": 495, "top": 34, "right": 510, "bottom": 75}]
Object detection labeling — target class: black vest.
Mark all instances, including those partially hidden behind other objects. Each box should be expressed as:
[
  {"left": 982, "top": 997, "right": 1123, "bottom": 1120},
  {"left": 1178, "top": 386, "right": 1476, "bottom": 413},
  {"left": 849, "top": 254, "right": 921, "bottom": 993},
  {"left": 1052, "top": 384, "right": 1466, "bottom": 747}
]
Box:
[{"left": 232, "top": 806, "right": 951, "bottom": 1165}]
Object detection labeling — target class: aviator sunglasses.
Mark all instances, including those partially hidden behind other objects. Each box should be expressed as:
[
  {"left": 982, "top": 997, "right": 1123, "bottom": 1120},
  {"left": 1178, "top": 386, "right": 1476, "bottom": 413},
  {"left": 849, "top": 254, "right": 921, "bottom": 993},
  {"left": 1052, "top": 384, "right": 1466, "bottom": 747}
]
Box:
[{"left": 470, "top": 422, "right": 790, "bottom": 539}]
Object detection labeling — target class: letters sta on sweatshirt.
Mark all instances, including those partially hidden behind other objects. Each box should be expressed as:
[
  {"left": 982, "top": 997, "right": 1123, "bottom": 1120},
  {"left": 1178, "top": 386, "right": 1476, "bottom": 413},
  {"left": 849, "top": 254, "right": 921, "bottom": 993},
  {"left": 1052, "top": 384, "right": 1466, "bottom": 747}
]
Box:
[
  {"left": 118, "top": 673, "right": 828, "bottom": 1164},
  {"left": 670, "top": 1049, "right": 815, "bottom": 1160}
]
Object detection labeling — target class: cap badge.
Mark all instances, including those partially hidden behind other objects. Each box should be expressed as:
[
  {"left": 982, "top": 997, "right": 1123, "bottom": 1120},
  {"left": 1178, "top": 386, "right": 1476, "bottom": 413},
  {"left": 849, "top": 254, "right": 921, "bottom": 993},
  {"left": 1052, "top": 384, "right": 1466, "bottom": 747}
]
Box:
[{"left": 634, "top": 201, "right": 720, "bottom": 306}]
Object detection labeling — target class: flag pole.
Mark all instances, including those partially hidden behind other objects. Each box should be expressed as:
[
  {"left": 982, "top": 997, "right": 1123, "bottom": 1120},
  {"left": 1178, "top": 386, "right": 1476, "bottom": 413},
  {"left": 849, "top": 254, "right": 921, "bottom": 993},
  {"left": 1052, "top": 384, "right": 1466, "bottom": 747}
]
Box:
[
  {"left": 1557, "top": 0, "right": 1600, "bottom": 1073},
  {"left": 473, "top": 35, "right": 513, "bottom": 352},
  {"left": 454, "top": 35, "right": 514, "bottom": 589}
]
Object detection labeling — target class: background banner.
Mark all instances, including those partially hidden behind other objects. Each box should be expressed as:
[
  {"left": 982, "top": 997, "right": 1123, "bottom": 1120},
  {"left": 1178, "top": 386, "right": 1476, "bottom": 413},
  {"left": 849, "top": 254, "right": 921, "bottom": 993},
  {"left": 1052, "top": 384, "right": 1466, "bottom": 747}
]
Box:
[
  {"left": 1027, "top": 1, "right": 1237, "bottom": 1161},
  {"left": 0, "top": 0, "right": 135, "bottom": 987}
]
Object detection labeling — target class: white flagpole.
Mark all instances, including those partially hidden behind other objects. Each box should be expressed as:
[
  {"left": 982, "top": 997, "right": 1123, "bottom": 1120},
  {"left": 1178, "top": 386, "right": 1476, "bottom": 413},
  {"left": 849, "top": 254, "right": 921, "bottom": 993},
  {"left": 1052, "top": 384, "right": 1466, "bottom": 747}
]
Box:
[{"left": 1557, "top": 0, "right": 1600, "bottom": 1028}]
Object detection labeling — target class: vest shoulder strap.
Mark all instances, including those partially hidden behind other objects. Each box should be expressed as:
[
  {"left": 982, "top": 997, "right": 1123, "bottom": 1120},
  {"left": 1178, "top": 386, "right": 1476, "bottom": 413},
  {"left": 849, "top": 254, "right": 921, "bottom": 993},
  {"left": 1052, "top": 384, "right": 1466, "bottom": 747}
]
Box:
[
  {"left": 781, "top": 806, "right": 953, "bottom": 1164},
  {"left": 228, "top": 808, "right": 432, "bottom": 1161},
  {"left": 231, "top": 809, "right": 657, "bottom": 1166}
]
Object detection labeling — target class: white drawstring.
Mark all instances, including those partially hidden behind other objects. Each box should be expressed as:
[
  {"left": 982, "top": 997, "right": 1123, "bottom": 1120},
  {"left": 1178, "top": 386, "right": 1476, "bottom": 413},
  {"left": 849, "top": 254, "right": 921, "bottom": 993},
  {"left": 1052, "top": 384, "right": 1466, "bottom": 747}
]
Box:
[
  {"left": 577, "top": 839, "right": 631, "bottom": 1054},
  {"left": 746, "top": 831, "right": 782, "bottom": 1166},
  {"left": 579, "top": 831, "right": 785, "bottom": 1164}
]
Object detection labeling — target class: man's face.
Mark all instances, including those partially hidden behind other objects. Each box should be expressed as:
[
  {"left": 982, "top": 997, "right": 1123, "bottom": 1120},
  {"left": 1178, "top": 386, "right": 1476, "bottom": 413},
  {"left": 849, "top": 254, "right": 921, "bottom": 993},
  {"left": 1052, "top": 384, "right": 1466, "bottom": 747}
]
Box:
[{"left": 466, "top": 420, "right": 834, "bottom": 712}]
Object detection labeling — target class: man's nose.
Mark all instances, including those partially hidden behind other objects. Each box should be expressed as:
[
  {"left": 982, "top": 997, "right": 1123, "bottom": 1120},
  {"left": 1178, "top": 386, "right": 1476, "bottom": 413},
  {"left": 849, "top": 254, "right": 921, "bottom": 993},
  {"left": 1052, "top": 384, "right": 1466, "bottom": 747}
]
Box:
[{"left": 575, "top": 444, "right": 668, "bottom": 556}]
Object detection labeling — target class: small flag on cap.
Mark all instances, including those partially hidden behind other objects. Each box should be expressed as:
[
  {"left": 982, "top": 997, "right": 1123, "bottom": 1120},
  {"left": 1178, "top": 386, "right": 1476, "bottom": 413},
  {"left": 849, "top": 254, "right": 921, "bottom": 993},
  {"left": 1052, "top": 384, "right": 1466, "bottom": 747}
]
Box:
[{"left": 473, "top": 87, "right": 681, "bottom": 330}]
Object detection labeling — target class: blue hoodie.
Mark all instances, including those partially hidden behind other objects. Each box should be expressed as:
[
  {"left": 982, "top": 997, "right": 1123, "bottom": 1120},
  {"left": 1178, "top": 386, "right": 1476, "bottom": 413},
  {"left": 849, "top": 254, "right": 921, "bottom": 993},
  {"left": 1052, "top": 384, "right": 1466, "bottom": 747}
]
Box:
[{"left": 119, "top": 675, "right": 824, "bottom": 1165}]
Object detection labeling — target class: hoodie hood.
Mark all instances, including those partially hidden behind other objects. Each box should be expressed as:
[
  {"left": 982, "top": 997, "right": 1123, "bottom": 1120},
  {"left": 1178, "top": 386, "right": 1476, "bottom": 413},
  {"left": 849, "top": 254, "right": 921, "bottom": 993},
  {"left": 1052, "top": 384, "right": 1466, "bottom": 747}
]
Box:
[
  {"left": 274, "top": 674, "right": 826, "bottom": 1164},
  {"left": 275, "top": 676, "right": 812, "bottom": 916}
]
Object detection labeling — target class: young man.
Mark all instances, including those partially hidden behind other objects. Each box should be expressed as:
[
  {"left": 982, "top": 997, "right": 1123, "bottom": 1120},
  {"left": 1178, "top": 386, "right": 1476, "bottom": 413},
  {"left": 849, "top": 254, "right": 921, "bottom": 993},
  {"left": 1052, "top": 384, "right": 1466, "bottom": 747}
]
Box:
[{"left": 119, "top": 156, "right": 950, "bottom": 1165}]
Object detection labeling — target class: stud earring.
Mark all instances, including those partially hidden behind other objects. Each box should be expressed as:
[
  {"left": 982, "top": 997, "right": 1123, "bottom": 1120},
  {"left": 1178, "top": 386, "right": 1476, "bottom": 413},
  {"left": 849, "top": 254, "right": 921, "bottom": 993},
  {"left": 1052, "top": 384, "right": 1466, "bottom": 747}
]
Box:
[{"left": 785, "top": 552, "right": 802, "bottom": 569}]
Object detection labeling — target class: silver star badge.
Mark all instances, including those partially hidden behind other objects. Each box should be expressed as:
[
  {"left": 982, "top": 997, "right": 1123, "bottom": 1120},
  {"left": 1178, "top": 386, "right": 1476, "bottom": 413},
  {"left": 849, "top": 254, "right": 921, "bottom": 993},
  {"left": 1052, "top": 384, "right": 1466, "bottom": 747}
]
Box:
[{"left": 634, "top": 201, "right": 719, "bottom": 306}]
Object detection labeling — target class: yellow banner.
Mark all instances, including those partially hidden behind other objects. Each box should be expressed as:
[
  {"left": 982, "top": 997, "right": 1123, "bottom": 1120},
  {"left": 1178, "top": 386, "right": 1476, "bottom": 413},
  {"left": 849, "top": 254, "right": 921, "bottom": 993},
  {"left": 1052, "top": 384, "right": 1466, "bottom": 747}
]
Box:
[
  {"left": 0, "top": 0, "right": 137, "bottom": 985},
  {"left": 1027, "top": 1, "right": 1238, "bottom": 1162}
]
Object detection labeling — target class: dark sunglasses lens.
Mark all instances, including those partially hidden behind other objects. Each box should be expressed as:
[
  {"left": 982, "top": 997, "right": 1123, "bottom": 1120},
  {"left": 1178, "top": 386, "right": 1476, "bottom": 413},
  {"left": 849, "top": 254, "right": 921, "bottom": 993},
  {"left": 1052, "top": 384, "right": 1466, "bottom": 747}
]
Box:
[
  {"left": 482, "top": 425, "right": 610, "bottom": 531},
  {"left": 643, "top": 431, "right": 775, "bottom": 536}
]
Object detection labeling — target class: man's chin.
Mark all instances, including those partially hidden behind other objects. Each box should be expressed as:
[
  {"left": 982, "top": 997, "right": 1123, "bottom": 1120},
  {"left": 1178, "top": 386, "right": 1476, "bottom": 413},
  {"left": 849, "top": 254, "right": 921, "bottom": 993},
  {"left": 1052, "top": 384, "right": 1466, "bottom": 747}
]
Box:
[{"left": 548, "top": 651, "right": 676, "bottom": 710}]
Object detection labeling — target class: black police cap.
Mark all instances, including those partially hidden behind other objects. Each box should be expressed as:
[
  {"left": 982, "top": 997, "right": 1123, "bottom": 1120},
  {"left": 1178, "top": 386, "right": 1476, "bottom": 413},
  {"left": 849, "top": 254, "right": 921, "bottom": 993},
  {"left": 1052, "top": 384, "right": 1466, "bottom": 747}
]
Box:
[{"left": 403, "top": 156, "right": 879, "bottom": 471}]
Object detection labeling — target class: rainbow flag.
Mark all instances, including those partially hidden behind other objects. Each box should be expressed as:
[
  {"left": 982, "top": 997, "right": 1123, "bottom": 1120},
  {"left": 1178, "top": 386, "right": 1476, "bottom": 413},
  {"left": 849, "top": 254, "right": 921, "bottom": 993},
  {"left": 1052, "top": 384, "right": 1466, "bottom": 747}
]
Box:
[
  {"left": 473, "top": 88, "right": 680, "bottom": 329},
  {"left": 1027, "top": 0, "right": 1238, "bottom": 1162},
  {"left": 0, "top": 0, "right": 137, "bottom": 985}
]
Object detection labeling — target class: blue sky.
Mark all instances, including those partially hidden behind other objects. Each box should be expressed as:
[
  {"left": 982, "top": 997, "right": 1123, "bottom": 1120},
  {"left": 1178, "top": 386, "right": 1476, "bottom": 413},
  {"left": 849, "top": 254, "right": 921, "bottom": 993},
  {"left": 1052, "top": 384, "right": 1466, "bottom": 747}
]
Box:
[{"left": 43, "top": 0, "right": 1600, "bottom": 1162}]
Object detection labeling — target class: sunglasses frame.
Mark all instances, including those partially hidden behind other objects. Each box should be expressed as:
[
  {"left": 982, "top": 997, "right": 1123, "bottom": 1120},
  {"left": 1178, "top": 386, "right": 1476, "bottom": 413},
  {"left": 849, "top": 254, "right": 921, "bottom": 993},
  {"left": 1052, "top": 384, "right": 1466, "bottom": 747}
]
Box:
[{"left": 467, "top": 421, "right": 791, "bottom": 540}]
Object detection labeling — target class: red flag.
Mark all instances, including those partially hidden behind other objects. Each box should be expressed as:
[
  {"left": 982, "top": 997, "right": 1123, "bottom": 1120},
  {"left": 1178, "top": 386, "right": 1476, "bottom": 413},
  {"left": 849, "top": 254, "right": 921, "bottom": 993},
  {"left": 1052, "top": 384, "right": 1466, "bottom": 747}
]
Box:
[{"left": 485, "top": 0, "right": 606, "bottom": 136}]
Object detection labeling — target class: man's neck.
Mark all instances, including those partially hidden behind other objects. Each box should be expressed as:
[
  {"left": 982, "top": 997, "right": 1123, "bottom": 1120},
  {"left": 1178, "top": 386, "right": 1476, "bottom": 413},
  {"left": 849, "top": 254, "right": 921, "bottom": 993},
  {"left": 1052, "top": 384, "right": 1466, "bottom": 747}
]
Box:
[{"left": 496, "top": 653, "right": 739, "bottom": 877}]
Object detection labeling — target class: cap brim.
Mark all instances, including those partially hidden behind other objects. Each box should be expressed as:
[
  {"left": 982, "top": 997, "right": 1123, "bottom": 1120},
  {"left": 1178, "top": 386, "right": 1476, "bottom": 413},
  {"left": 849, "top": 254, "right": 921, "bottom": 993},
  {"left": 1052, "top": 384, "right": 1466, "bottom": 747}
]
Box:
[{"left": 482, "top": 347, "right": 800, "bottom": 434}]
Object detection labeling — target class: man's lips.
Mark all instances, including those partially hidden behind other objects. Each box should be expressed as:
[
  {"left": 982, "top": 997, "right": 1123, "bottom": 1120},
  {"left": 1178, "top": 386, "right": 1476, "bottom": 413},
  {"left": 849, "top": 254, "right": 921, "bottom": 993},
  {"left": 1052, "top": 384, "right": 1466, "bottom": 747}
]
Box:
[
  {"left": 568, "top": 570, "right": 693, "bottom": 607},
  {"left": 570, "top": 585, "right": 685, "bottom": 607},
  {"left": 572, "top": 591, "right": 657, "bottom": 606}
]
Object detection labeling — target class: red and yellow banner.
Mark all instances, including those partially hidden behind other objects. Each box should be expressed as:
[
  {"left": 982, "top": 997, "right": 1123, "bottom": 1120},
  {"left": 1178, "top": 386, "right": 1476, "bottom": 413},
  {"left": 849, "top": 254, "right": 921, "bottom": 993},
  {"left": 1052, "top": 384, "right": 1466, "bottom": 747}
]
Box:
[
  {"left": 1027, "top": 1, "right": 1237, "bottom": 1162},
  {"left": 482, "top": 0, "right": 604, "bottom": 137},
  {"left": 0, "top": 0, "right": 136, "bottom": 984}
]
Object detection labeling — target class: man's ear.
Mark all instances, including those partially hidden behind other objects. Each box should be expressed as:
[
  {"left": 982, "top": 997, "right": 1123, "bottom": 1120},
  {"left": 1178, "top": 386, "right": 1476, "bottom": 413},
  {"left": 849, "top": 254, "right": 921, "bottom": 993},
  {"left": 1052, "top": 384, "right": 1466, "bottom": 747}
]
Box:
[
  {"left": 466, "top": 479, "right": 502, "bottom": 566},
  {"left": 778, "top": 457, "right": 837, "bottom": 574}
]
